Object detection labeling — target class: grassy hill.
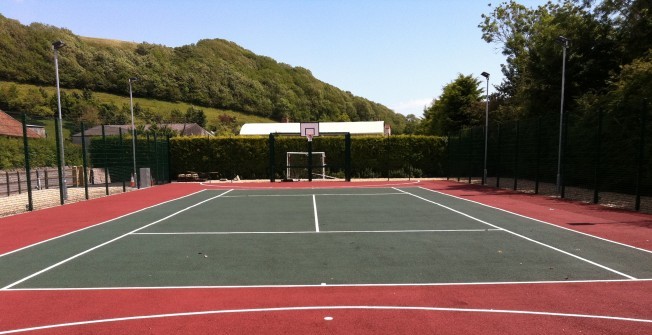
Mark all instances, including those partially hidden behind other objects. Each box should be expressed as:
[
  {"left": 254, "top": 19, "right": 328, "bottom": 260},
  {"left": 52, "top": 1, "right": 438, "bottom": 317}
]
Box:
[
  {"left": 1, "top": 81, "right": 272, "bottom": 138},
  {"left": 0, "top": 14, "right": 409, "bottom": 133}
]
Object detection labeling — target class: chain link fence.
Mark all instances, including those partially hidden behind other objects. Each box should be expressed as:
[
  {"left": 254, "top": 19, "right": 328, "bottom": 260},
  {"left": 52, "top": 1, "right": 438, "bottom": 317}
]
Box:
[
  {"left": 0, "top": 115, "right": 170, "bottom": 217},
  {"left": 447, "top": 105, "right": 651, "bottom": 213}
]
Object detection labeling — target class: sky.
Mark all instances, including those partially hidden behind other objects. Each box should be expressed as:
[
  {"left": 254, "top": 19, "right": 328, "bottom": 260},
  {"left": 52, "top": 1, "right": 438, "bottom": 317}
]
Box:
[{"left": 0, "top": 0, "right": 548, "bottom": 117}]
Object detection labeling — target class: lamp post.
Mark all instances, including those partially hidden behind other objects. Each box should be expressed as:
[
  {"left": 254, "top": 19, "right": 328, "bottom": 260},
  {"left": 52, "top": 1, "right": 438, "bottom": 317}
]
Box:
[
  {"left": 52, "top": 40, "right": 67, "bottom": 201},
  {"left": 556, "top": 36, "right": 570, "bottom": 194},
  {"left": 481, "top": 71, "right": 490, "bottom": 185},
  {"left": 128, "top": 77, "right": 138, "bottom": 188}
]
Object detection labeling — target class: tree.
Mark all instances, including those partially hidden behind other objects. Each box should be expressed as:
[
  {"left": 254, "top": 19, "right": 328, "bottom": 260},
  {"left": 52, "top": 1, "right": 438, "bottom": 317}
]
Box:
[
  {"left": 184, "top": 106, "right": 206, "bottom": 127},
  {"left": 479, "top": 0, "right": 649, "bottom": 120},
  {"left": 422, "top": 74, "right": 484, "bottom": 135}
]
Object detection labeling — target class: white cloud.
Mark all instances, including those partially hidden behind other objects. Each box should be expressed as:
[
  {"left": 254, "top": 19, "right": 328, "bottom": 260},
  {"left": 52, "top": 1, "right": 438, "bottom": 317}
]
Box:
[{"left": 390, "top": 98, "right": 433, "bottom": 117}]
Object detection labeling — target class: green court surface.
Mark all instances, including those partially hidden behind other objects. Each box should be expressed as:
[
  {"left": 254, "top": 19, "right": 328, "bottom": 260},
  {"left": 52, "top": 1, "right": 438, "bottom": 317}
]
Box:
[{"left": 1, "top": 187, "right": 651, "bottom": 289}]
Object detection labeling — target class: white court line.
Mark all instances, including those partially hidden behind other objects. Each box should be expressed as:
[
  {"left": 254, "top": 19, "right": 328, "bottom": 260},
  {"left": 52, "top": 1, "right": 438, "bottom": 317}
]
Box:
[
  {"left": 132, "top": 229, "right": 500, "bottom": 235},
  {"left": 0, "top": 190, "right": 207, "bottom": 259},
  {"left": 419, "top": 186, "right": 652, "bottom": 255},
  {"left": 222, "top": 192, "right": 405, "bottom": 198},
  {"left": 199, "top": 180, "right": 422, "bottom": 189},
  {"left": 393, "top": 188, "right": 637, "bottom": 280},
  {"left": 313, "top": 195, "right": 320, "bottom": 232},
  {"left": 0, "top": 189, "right": 234, "bottom": 290},
  {"left": 0, "top": 305, "right": 650, "bottom": 334},
  {"left": 8, "top": 278, "right": 651, "bottom": 291}
]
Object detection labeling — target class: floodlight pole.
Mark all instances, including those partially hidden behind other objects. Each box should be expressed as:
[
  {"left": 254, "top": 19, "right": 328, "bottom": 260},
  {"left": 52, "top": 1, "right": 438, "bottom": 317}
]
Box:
[
  {"left": 53, "top": 40, "right": 67, "bottom": 201},
  {"left": 481, "top": 72, "right": 490, "bottom": 185},
  {"left": 556, "top": 36, "right": 570, "bottom": 195},
  {"left": 129, "top": 77, "right": 138, "bottom": 188}
]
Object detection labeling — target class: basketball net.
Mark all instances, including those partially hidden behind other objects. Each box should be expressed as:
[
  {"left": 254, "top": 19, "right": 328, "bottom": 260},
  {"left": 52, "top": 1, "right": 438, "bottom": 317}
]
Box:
[{"left": 307, "top": 134, "right": 313, "bottom": 142}]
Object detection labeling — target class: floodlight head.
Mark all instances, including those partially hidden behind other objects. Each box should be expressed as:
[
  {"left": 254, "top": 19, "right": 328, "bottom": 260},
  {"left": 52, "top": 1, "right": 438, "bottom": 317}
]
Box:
[
  {"left": 481, "top": 72, "right": 490, "bottom": 79},
  {"left": 556, "top": 35, "right": 570, "bottom": 47},
  {"left": 52, "top": 40, "right": 65, "bottom": 50},
  {"left": 129, "top": 77, "right": 138, "bottom": 82}
]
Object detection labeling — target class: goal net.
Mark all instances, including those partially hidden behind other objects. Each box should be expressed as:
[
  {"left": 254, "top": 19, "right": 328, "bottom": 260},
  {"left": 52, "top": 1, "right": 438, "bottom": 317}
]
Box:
[{"left": 286, "top": 152, "right": 326, "bottom": 180}]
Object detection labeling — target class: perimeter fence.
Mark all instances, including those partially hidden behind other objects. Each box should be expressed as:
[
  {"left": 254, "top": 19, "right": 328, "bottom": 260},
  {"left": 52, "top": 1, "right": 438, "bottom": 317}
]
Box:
[
  {"left": 0, "top": 115, "right": 170, "bottom": 217},
  {"left": 447, "top": 105, "right": 651, "bottom": 213}
]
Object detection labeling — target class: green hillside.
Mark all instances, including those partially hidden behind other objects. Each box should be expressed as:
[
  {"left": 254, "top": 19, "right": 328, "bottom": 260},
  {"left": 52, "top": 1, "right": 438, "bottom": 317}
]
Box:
[
  {"left": 0, "top": 14, "right": 408, "bottom": 133},
  {"left": 0, "top": 81, "right": 271, "bottom": 136}
]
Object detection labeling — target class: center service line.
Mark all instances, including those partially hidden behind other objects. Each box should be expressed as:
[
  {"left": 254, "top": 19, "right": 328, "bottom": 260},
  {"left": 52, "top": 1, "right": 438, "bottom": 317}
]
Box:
[
  {"left": 313, "top": 194, "right": 320, "bottom": 232},
  {"left": 1, "top": 189, "right": 234, "bottom": 290}
]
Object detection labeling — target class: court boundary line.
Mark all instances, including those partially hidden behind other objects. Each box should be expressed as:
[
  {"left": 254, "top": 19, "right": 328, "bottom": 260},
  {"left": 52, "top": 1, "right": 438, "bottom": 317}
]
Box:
[
  {"left": 132, "top": 229, "right": 501, "bottom": 235},
  {"left": 419, "top": 186, "right": 652, "bottom": 255},
  {"left": 199, "top": 180, "right": 422, "bottom": 189},
  {"left": 221, "top": 192, "right": 407, "bottom": 198},
  {"left": 393, "top": 188, "right": 637, "bottom": 280},
  {"left": 6, "top": 278, "right": 650, "bottom": 291},
  {"left": 0, "top": 189, "right": 234, "bottom": 290},
  {"left": 1, "top": 305, "right": 650, "bottom": 334},
  {"left": 0, "top": 189, "right": 208, "bottom": 259}
]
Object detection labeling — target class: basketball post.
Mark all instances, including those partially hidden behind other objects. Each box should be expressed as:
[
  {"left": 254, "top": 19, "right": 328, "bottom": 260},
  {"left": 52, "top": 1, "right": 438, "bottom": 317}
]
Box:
[
  {"left": 307, "top": 134, "right": 313, "bottom": 182},
  {"left": 300, "top": 122, "right": 319, "bottom": 182}
]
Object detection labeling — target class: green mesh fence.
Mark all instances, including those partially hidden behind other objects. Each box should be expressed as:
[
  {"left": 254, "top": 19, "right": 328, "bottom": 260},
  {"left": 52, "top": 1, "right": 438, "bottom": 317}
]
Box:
[
  {"left": 447, "top": 107, "right": 651, "bottom": 213},
  {"left": 1, "top": 119, "right": 170, "bottom": 218}
]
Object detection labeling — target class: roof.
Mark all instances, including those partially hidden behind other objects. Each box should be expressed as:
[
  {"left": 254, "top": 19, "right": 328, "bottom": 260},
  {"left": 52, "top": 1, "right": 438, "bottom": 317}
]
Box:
[
  {"left": 72, "top": 123, "right": 213, "bottom": 137},
  {"left": 239, "top": 121, "right": 386, "bottom": 136},
  {"left": 0, "top": 110, "right": 42, "bottom": 139}
]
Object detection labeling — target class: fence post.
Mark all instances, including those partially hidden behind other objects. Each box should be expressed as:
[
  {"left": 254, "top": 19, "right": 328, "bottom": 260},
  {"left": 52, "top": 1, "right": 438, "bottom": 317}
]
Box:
[
  {"left": 5, "top": 171, "right": 9, "bottom": 196},
  {"left": 446, "top": 133, "right": 451, "bottom": 180},
  {"left": 154, "top": 132, "right": 160, "bottom": 185},
  {"left": 102, "top": 125, "right": 109, "bottom": 195},
  {"left": 561, "top": 112, "right": 569, "bottom": 199},
  {"left": 467, "top": 131, "right": 472, "bottom": 184},
  {"left": 457, "top": 131, "right": 462, "bottom": 182},
  {"left": 343, "top": 133, "right": 350, "bottom": 181},
  {"left": 593, "top": 109, "right": 603, "bottom": 204},
  {"left": 167, "top": 135, "right": 172, "bottom": 183},
  {"left": 17, "top": 171, "right": 21, "bottom": 194},
  {"left": 22, "top": 114, "right": 33, "bottom": 211},
  {"left": 635, "top": 100, "right": 648, "bottom": 211},
  {"left": 81, "top": 122, "right": 89, "bottom": 200},
  {"left": 496, "top": 125, "right": 501, "bottom": 188},
  {"left": 513, "top": 120, "right": 519, "bottom": 191},
  {"left": 119, "top": 128, "right": 126, "bottom": 192},
  {"left": 54, "top": 117, "right": 65, "bottom": 205},
  {"left": 535, "top": 118, "right": 542, "bottom": 194},
  {"left": 268, "top": 133, "right": 276, "bottom": 182}
]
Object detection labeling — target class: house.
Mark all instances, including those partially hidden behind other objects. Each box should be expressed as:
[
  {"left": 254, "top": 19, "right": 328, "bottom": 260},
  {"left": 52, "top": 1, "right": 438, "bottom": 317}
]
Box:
[
  {"left": 0, "top": 110, "right": 44, "bottom": 139},
  {"left": 71, "top": 123, "right": 213, "bottom": 145}
]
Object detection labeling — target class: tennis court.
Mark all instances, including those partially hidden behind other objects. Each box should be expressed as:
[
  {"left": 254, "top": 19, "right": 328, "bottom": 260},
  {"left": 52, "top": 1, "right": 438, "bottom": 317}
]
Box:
[{"left": 0, "top": 180, "right": 651, "bottom": 334}]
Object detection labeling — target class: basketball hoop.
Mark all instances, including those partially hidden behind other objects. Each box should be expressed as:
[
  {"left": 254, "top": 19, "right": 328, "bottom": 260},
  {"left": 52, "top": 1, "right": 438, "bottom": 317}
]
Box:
[{"left": 300, "top": 122, "right": 319, "bottom": 142}]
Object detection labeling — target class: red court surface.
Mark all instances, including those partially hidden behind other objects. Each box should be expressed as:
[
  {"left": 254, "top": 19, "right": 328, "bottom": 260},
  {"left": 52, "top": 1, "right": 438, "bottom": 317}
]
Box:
[{"left": 1, "top": 179, "right": 651, "bottom": 334}]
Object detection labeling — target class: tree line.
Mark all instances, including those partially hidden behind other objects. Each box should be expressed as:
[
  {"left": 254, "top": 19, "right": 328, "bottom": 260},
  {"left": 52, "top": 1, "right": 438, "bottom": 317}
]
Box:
[{"left": 421, "top": 0, "right": 651, "bottom": 135}]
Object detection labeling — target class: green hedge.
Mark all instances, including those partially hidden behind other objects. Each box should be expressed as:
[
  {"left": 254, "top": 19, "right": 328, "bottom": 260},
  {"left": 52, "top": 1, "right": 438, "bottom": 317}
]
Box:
[
  {"left": 170, "top": 135, "right": 446, "bottom": 180},
  {"left": 0, "top": 136, "right": 82, "bottom": 170}
]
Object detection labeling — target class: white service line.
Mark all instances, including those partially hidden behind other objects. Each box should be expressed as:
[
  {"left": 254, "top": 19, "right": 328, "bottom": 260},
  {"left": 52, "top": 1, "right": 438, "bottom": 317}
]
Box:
[
  {"left": 393, "top": 188, "right": 637, "bottom": 280},
  {"left": 313, "top": 194, "right": 320, "bottom": 232},
  {"left": 132, "top": 229, "right": 500, "bottom": 235},
  {"left": 0, "top": 305, "right": 650, "bottom": 334},
  {"left": 1, "top": 189, "right": 234, "bottom": 290}
]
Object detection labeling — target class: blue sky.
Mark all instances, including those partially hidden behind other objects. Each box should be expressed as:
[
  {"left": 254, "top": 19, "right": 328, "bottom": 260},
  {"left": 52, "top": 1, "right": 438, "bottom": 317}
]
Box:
[{"left": 0, "top": 0, "right": 547, "bottom": 117}]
